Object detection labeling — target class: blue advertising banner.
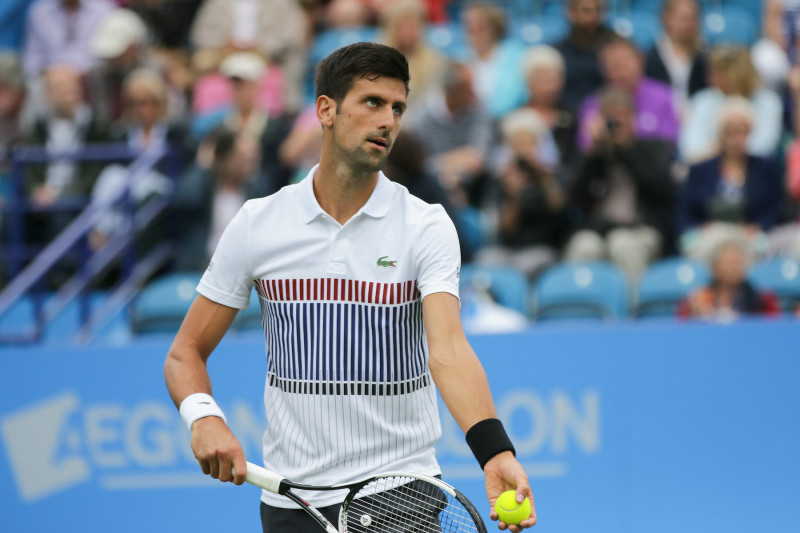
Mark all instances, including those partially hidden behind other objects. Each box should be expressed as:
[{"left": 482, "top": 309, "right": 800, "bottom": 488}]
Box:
[{"left": 1, "top": 319, "right": 799, "bottom": 532}]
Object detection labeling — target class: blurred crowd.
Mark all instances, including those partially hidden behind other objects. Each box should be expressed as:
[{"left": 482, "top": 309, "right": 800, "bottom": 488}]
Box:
[{"left": 0, "top": 0, "right": 799, "bottom": 321}]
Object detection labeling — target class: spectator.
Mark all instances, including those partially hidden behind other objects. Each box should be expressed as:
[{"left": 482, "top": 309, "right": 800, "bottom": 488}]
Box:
[
  {"left": 680, "top": 46, "right": 783, "bottom": 163},
  {"left": 22, "top": 0, "right": 115, "bottom": 76},
  {"left": 380, "top": 0, "right": 446, "bottom": 107},
  {"left": 461, "top": 2, "right": 527, "bottom": 119},
  {"left": 189, "top": 0, "right": 306, "bottom": 113},
  {"left": 326, "top": 0, "right": 371, "bottom": 27},
  {"left": 565, "top": 89, "right": 677, "bottom": 282},
  {"left": 772, "top": 118, "right": 800, "bottom": 260},
  {"left": 278, "top": 105, "right": 322, "bottom": 183},
  {"left": 578, "top": 36, "right": 679, "bottom": 151},
  {"left": 679, "top": 240, "right": 780, "bottom": 320},
  {"left": 477, "top": 108, "right": 567, "bottom": 279},
  {"left": 23, "top": 65, "right": 110, "bottom": 209},
  {"left": 87, "top": 9, "right": 186, "bottom": 128},
  {"left": 0, "top": 54, "right": 25, "bottom": 243},
  {"left": 644, "top": 0, "right": 707, "bottom": 115},
  {"left": 173, "top": 130, "right": 270, "bottom": 271},
  {"left": 0, "top": 53, "right": 25, "bottom": 169},
  {"left": 554, "top": 0, "right": 617, "bottom": 113},
  {"left": 193, "top": 52, "right": 293, "bottom": 191},
  {"left": 405, "top": 62, "right": 493, "bottom": 207},
  {"left": 677, "top": 97, "right": 783, "bottom": 262},
  {"left": 88, "top": 68, "right": 187, "bottom": 253},
  {"left": 110, "top": 68, "right": 190, "bottom": 165},
  {"left": 521, "top": 45, "right": 578, "bottom": 170}
]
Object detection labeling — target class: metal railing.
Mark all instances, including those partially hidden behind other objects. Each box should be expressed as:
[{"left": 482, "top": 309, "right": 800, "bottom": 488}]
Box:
[{"left": 0, "top": 143, "right": 180, "bottom": 344}]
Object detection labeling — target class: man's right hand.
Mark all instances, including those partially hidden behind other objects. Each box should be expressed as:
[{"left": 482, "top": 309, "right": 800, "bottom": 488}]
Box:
[{"left": 190, "top": 416, "right": 247, "bottom": 485}]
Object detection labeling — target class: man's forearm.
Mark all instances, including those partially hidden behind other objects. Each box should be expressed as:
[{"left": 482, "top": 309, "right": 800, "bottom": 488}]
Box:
[
  {"left": 164, "top": 347, "right": 214, "bottom": 409},
  {"left": 430, "top": 337, "right": 498, "bottom": 432}
]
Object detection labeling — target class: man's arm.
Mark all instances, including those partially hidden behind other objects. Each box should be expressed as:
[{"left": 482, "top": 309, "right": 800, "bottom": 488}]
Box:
[
  {"left": 423, "top": 292, "right": 537, "bottom": 532},
  {"left": 164, "top": 294, "right": 247, "bottom": 484}
]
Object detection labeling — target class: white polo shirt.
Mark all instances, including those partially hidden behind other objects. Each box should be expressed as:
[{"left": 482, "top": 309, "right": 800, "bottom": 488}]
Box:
[{"left": 197, "top": 165, "right": 461, "bottom": 508}]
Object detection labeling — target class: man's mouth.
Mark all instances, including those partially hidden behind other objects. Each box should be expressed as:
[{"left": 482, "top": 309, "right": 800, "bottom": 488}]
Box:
[{"left": 367, "top": 137, "right": 389, "bottom": 150}]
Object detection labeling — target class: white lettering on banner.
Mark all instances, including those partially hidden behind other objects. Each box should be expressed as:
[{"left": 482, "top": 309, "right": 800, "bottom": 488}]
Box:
[
  {"left": 0, "top": 392, "right": 90, "bottom": 502},
  {"left": 85, "top": 404, "right": 127, "bottom": 468},
  {"left": 0, "top": 392, "right": 267, "bottom": 503},
  {"left": 438, "top": 389, "right": 601, "bottom": 479},
  {"left": 126, "top": 402, "right": 175, "bottom": 467}
]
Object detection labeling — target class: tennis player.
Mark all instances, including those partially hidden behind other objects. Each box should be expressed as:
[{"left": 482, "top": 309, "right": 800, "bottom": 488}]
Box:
[{"left": 164, "top": 42, "right": 536, "bottom": 532}]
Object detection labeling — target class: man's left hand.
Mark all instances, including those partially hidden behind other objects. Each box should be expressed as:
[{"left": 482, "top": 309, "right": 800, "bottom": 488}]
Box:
[{"left": 484, "top": 451, "right": 537, "bottom": 531}]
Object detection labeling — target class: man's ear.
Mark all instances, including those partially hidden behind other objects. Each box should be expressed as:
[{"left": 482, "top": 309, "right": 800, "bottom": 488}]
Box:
[{"left": 317, "top": 95, "right": 336, "bottom": 127}]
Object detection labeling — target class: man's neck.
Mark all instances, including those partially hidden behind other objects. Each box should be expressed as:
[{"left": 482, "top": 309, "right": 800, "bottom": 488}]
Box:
[{"left": 314, "top": 154, "right": 378, "bottom": 226}]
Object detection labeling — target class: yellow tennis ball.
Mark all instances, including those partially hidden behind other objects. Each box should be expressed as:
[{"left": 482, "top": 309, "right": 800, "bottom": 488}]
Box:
[{"left": 494, "top": 490, "right": 530, "bottom": 525}]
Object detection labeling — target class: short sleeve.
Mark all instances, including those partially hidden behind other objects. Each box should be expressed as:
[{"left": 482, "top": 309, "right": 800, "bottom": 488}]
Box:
[
  {"left": 196, "top": 204, "right": 253, "bottom": 309},
  {"left": 415, "top": 206, "right": 461, "bottom": 300}
]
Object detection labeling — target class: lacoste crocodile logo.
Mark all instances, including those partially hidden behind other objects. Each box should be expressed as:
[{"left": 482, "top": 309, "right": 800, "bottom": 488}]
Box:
[{"left": 377, "top": 256, "right": 397, "bottom": 268}]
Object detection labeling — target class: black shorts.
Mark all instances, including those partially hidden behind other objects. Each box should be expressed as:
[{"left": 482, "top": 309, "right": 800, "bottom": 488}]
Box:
[{"left": 260, "top": 501, "right": 339, "bottom": 533}]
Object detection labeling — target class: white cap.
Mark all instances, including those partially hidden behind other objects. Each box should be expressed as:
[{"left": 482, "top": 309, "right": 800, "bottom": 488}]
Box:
[
  {"left": 91, "top": 9, "right": 148, "bottom": 59},
  {"left": 219, "top": 52, "right": 266, "bottom": 81}
]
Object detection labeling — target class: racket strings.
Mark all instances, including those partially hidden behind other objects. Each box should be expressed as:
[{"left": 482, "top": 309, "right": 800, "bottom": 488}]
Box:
[{"left": 343, "top": 476, "right": 481, "bottom": 533}]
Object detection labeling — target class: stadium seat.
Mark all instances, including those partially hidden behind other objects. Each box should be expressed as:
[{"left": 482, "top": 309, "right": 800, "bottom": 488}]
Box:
[
  {"left": 511, "top": 16, "right": 569, "bottom": 46},
  {"left": 703, "top": 7, "right": 758, "bottom": 46},
  {"left": 635, "top": 258, "right": 710, "bottom": 317},
  {"left": 460, "top": 264, "right": 529, "bottom": 315},
  {"left": 233, "top": 290, "right": 264, "bottom": 331},
  {"left": 533, "top": 261, "right": 629, "bottom": 320},
  {"left": 748, "top": 257, "right": 800, "bottom": 312},
  {"left": 720, "top": 0, "right": 763, "bottom": 24},
  {"left": 132, "top": 272, "right": 203, "bottom": 334},
  {"left": 611, "top": 11, "right": 662, "bottom": 51},
  {"left": 310, "top": 26, "right": 380, "bottom": 65},
  {"left": 456, "top": 206, "right": 485, "bottom": 252},
  {"left": 427, "top": 22, "right": 469, "bottom": 59}
]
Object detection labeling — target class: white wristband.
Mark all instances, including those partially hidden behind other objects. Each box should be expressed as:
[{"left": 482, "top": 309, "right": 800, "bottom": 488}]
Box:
[{"left": 179, "top": 393, "right": 227, "bottom": 430}]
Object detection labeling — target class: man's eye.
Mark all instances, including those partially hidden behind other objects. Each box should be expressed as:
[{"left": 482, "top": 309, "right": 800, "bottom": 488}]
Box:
[
  {"left": 366, "top": 99, "right": 377, "bottom": 107},
  {"left": 393, "top": 106, "right": 403, "bottom": 115}
]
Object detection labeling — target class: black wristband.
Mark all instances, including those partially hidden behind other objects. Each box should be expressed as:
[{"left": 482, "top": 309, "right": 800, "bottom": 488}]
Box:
[{"left": 465, "top": 418, "right": 516, "bottom": 470}]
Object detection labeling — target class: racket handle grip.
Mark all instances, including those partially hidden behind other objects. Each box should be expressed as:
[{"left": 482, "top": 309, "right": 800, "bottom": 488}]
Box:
[{"left": 236, "top": 462, "right": 285, "bottom": 493}]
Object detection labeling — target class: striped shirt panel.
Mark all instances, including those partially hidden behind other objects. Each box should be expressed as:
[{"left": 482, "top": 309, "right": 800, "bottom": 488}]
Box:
[{"left": 254, "top": 277, "right": 442, "bottom": 507}]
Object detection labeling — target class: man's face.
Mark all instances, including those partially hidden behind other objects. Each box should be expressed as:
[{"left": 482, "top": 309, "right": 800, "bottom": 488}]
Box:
[
  {"left": 327, "top": 76, "right": 407, "bottom": 174},
  {"left": 568, "top": 0, "right": 604, "bottom": 31},
  {"left": 45, "top": 67, "right": 83, "bottom": 118},
  {"left": 231, "top": 78, "right": 259, "bottom": 112},
  {"left": 601, "top": 43, "right": 643, "bottom": 92},
  {"left": 663, "top": 0, "right": 698, "bottom": 45},
  {"left": 527, "top": 65, "right": 563, "bottom": 106},
  {"left": 713, "top": 244, "right": 747, "bottom": 287}
]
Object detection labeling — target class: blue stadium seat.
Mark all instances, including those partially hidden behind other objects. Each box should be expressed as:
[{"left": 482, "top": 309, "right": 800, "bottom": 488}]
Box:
[
  {"left": 511, "top": 16, "right": 569, "bottom": 46},
  {"left": 456, "top": 206, "right": 485, "bottom": 252},
  {"left": 720, "top": 0, "right": 763, "bottom": 24},
  {"left": 703, "top": 7, "right": 758, "bottom": 46},
  {"left": 611, "top": 11, "right": 662, "bottom": 51},
  {"left": 310, "top": 26, "right": 380, "bottom": 65},
  {"left": 630, "top": 0, "right": 664, "bottom": 16},
  {"left": 233, "top": 290, "right": 264, "bottom": 331},
  {"left": 427, "top": 22, "right": 469, "bottom": 59},
  {"left": 748, "top": 257, "right": 800, "bottom": 312},
  {"left": 533, "top": 262, "right": 630, "bottom": 320},
  {"left": 132, "top": 272, "right": 203, "bottom": 334},
  {"left": 460, "top": 264, "right": 529, "bottom": 315},
  {"left": 635, "top": 258, "right": 710, "bottom": 317},
  {"left": 540, "top": 0, "right": 565, "bottom": 18}
]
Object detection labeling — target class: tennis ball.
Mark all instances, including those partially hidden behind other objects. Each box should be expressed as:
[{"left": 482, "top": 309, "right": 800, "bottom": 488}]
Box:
[{"left": 494, "top": 490, "right": 530, "bottom": 525}]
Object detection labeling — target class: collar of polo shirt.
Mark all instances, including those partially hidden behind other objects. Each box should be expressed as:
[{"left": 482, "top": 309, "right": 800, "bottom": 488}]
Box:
[{"left": 299, "top": 164, "right": 397, "bottom": 224}]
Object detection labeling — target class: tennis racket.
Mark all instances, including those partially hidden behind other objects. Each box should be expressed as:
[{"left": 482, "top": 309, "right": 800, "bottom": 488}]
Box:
[{"left": 238, "top": 461, "right": 487, "bottom": 533}]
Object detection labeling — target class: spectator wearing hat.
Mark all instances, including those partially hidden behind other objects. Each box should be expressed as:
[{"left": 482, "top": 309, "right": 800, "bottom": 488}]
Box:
[
  {"left": 193, "top": 51, "right": 293, "bottom": 191},
  {"left": 86, "top": 9, "right": 185, "bottom": 129},
  {"left": 22, "top": 0, "right": 115, "bottom": 76},
  {"left": 189, "top": 0, "right": 306, "bottom": 114}
]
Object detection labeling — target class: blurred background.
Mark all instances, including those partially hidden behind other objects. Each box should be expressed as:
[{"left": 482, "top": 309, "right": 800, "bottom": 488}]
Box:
[{"left": 0, "top": 0, "right": 798, "bottom": 531}]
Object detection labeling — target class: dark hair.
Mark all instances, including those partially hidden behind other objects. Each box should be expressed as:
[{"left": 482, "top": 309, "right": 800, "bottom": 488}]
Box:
[
  {"left": 601, "top": 35, "right": 641, "bottom": 56},
  {"left": 212, "top": 129, "right": 238, "bottom": 162},
  {"left": 315, "top": 42, "right": 410, "bottom": 103}
]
